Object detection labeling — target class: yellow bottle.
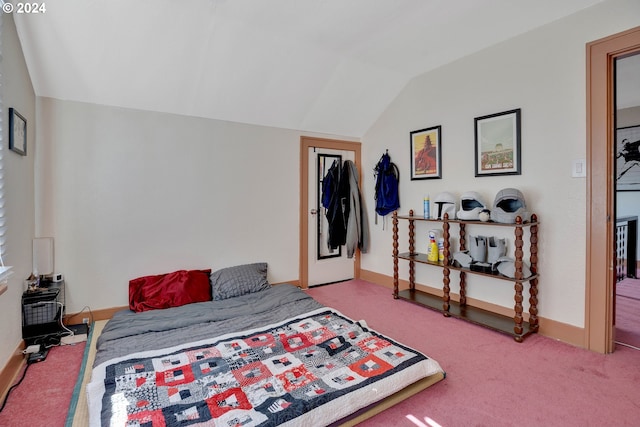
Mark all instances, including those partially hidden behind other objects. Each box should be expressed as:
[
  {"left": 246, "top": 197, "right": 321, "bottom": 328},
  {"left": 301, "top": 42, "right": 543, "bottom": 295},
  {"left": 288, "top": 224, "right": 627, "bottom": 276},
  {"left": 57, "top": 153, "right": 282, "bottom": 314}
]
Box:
[{"left": 428, "top": 239, "right": 439, "bottom": 262}]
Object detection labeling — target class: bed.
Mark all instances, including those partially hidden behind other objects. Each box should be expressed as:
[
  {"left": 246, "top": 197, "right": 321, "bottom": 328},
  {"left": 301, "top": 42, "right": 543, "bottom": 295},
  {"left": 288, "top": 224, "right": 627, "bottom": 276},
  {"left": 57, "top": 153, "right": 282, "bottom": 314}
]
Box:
[{"left": 84, "top": 264, "right": 445, "bottom": 426}]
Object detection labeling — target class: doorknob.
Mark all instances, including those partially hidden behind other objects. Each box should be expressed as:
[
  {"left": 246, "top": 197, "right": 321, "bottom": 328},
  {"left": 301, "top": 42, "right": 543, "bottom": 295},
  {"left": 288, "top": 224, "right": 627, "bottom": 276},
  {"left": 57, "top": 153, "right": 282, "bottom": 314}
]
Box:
[{"left": 310, "top": 209, "right": 318, "bottom": 215}]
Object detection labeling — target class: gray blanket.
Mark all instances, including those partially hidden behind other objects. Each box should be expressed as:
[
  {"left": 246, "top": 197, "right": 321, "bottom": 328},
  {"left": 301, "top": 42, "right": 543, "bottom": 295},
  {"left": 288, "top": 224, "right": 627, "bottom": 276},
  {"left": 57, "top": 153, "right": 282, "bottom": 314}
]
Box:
[{"left": 94, "top": 284, "right": 323, "bottom": 366}]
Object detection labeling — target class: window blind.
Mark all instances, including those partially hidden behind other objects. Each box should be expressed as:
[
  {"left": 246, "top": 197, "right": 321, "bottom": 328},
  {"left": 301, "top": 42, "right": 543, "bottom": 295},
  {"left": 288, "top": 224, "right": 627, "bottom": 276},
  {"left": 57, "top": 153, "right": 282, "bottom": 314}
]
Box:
[{"left": 0, "top": 15, "right": 11, "bottom": 288}]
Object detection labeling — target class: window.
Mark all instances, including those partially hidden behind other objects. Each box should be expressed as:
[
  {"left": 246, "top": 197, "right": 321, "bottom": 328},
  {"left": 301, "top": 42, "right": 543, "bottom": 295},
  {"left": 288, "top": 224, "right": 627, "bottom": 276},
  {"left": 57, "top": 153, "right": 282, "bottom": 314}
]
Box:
[{"left": 0, "top": 17, "right": 11, "bottom": 296}]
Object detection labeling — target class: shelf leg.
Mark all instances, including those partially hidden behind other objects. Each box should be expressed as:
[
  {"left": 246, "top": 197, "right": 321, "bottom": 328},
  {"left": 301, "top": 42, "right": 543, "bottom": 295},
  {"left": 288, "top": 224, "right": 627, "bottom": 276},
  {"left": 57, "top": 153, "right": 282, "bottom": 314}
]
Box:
[
  {"left": 528, "top": 214, "right": 539, "bottom": 332},
  {"left": 442, "top": 216, "right": 451, "bottom": 316},
  {"left": 528, "top": 278, "right": 539, "bottom": 332},
  {"left": 459, "top": 271, "right": 467, "bottom": 307},
  {"left": 393, "top": 211, "right": 399, "bottom": 299},
  {"left": 513, "top": 219, "right": 525, "bottom": 340},
  {"left": 459, "top": 223, "right": 466, "bottom": 252},
  {"left": 514, "top": 280, "right": 524, "bottom": 337},
  {"left": 443, "top": 267, "right": 451, "bottom": 316},
  {"left": 408, "top": 217, "right": 415, "bottom": 291}
]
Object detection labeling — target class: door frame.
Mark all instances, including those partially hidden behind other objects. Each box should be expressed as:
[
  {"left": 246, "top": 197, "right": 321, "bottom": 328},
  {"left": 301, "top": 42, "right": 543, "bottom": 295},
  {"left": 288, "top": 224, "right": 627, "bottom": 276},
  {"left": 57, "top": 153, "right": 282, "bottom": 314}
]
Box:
[
  {"left": 586, "top": 26, "right": 640, "bottom": 353},
  {"left": 299, "top": 136, "right": 362, "bottom": 289}
]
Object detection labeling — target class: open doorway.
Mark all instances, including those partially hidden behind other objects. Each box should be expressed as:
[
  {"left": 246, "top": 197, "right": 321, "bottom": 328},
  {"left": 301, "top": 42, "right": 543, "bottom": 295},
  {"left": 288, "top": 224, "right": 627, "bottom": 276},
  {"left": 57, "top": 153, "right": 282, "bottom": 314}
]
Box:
[
  {"left": 614, "top": 52, "right": 640, "bottom": 350},
  {"left": 587, "top": 26, "right": 640, "bottom": 353}
]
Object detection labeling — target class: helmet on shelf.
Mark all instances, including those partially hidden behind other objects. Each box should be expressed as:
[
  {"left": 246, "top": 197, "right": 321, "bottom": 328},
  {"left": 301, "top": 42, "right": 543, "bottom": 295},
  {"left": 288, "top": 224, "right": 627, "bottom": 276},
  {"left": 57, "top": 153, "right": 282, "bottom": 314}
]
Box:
[
  {"left": 433, "top": 192, "right": 457, "bottom": 220},
  {"left": 490, "top": 188, "right": 531, "bottom": 224},
  {"left": 457, "top": 191, "right": 487, "bottom": 220}
]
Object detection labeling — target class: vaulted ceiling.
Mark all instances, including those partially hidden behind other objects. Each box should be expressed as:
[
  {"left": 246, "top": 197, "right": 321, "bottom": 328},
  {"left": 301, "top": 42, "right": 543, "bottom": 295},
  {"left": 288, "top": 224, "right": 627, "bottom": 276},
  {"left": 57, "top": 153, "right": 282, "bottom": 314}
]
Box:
[{"left": 14, "top": 0, "right": 606, "bottom": 137}]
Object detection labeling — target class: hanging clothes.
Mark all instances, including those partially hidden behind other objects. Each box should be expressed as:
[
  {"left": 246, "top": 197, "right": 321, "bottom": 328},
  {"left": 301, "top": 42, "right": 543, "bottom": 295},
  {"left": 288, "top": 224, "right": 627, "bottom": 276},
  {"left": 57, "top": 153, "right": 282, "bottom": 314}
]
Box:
[
  {"left": 323, "top": 160, "right": 347, "bottom": 249},
  {"left": 321, "top": 159, "right": 339, "bottom": 210},
  {"left": 343, "top": 160, "right": 370, "bottom": 258},
  {"left": 322, "top": 159, "right": 370, "bottom": 255}
]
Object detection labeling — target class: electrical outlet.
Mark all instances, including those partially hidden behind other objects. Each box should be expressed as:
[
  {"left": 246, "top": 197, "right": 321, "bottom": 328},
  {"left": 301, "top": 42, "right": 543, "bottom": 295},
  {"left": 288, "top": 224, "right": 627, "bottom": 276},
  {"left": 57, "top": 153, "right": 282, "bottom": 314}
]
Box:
[{"left": 82, "top": 317, "right": 90, "bottom": 324}]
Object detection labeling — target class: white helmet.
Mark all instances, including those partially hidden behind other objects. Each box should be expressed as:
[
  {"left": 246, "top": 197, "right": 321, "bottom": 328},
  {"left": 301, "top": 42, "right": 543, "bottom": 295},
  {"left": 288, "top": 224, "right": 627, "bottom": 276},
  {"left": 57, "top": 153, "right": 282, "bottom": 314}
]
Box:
[
  {"left": 490, "top": 188, "right": 531, "bottom": 224},
  {"left": 457, "top": 191, "right": 487, "bottom": 220},
  {"left": 433, "top": 192, "right": 457, "bottom": 220}
]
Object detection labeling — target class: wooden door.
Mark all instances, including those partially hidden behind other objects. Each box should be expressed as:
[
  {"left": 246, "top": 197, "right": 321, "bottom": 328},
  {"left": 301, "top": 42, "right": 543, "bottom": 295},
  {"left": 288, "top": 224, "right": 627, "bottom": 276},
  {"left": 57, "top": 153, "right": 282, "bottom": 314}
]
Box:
[
  {"left": 587, "top": 26, "right": 640, "bottom": 353},
  {"left": 299, "top": 137, "right": 362, "bottom": 289}
]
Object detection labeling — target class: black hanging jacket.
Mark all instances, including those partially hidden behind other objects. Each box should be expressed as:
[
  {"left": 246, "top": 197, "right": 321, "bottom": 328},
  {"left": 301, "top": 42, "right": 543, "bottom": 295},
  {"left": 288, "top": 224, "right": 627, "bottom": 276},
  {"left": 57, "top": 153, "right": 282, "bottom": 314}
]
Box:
[{"left": 323, "top": 160, "right": 348, "bottom": 249}]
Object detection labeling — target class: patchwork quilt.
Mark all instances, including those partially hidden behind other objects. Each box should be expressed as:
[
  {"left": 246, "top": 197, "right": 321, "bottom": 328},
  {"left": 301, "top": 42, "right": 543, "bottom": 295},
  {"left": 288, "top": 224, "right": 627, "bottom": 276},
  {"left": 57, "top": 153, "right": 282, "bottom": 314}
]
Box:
[{"left": 87, "top": 307, "right": 441, "bottom": 426}]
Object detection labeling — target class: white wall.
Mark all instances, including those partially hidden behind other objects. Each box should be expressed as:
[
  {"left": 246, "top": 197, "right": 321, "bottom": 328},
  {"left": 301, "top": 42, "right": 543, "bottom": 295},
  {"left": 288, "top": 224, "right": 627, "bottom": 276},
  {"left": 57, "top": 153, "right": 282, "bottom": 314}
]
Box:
[
  {"left": 35, "top": 98, "right": 353, "bottom": 312},
  {"left": 28, "top": 0, "right": 639, "bottom": 341},
  {"left": 0, "top": 14, "right": 36, "bottom": 365},
  {"left": 361, "top": 0, "right": 640, "bottom": 328}
]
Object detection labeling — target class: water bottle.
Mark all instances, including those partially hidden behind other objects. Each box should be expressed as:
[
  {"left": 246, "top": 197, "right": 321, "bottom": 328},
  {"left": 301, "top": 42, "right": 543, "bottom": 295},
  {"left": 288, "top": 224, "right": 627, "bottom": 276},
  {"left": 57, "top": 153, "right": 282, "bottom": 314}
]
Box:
[{"left": 423, "top": 194, "right": 430, "bottom": 219}]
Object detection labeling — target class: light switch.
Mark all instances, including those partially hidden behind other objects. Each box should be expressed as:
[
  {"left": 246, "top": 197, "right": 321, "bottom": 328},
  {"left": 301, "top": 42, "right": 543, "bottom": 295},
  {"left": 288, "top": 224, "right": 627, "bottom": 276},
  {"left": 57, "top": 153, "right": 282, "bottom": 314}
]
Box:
[{"left": 572, "top": 159, "right": 586, "bottom": 177}]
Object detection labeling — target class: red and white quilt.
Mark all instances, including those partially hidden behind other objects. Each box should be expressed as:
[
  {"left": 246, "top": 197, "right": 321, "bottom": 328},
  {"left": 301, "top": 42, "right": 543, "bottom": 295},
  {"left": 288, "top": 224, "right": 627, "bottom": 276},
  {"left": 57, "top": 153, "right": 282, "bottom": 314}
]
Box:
[{"left": 87, "top": 307, "right": 442, "bottom": 426}]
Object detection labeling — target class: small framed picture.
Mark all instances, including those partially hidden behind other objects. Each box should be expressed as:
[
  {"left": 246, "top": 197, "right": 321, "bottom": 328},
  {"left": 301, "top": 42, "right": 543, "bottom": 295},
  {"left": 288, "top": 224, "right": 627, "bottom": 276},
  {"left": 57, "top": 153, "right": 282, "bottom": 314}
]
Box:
[
  {"left": 9, "top": 108, "right": 27, "bottom": 156},
  {"left": 474, "top": 108, "right": 521, "bottom": 177},
  {"left": 410, "top": 125, "right": 442, "bottom": 180}
]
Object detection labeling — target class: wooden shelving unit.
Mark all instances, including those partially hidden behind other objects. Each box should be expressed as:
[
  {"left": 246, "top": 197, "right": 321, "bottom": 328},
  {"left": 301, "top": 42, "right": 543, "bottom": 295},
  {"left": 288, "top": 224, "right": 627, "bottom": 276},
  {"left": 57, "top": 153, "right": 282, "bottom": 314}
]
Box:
[{"left": 392, "top": 210, "right": 539, "bottom": 342}]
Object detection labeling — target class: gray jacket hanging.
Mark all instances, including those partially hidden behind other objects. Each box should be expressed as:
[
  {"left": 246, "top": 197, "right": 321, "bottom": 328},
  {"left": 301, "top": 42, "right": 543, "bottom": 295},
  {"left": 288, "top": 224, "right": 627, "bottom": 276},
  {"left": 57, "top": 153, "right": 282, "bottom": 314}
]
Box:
[{"left": 344, "top": 160, "right": 370, "bottom": 258}]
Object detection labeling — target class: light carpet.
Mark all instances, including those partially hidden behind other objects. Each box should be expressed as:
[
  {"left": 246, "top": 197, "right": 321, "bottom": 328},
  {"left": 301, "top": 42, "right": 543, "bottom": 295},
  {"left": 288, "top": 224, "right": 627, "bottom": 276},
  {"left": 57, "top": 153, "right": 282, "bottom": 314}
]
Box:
[
  {"left": 615, "top": 276, "right": 640, "bottom": 348},
  {"left": 307, "top": 279, "right": 640, "bottom": 427},
  {"left": 616, "top": 277, "right": 640, "bottom": 300}
]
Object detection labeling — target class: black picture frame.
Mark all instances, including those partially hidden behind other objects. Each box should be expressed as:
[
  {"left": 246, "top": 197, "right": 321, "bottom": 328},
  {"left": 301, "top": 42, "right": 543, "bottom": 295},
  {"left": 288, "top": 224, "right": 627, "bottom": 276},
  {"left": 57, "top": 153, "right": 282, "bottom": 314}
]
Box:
[
  {"left": 9, "top": 108, "right": 27, "bottom": 156},
  {"left": 474, "top": 108, "right": 521, "bottom": 177},
  {"left": 410, "top": 125, "right": 442, "bottom": 180}
]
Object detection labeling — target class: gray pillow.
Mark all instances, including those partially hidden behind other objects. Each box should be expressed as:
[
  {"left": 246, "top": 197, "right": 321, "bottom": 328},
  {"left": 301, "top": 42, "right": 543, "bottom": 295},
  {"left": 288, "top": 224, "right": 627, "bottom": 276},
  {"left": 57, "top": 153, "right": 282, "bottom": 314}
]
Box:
[{"left": 211, "top": 262, "right": 270, "bottom": 300}]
